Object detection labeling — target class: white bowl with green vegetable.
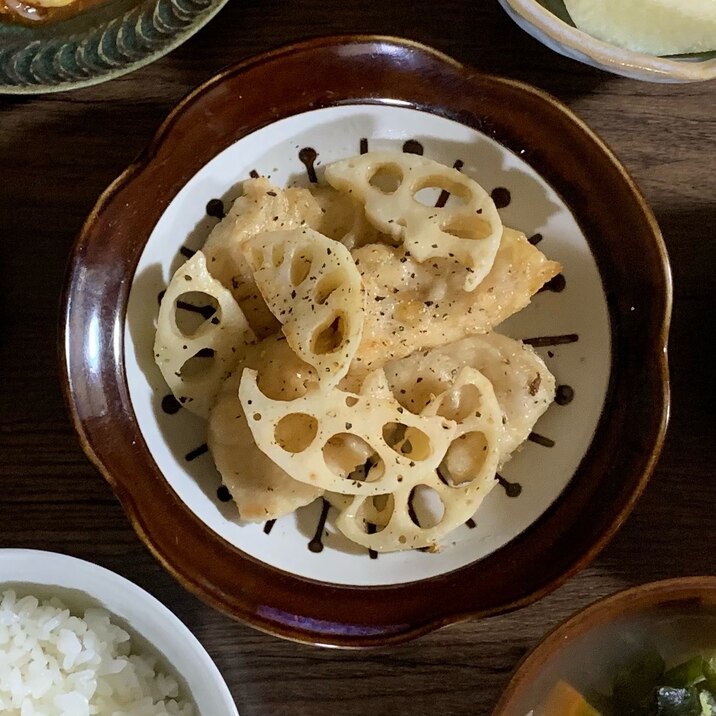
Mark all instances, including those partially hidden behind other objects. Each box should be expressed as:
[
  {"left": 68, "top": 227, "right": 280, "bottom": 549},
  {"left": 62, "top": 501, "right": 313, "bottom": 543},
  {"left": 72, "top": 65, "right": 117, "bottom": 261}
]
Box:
[
  {"left": 493, "top": 577, "right": 716, "bottom": 716},
  {"left": 498, "top": 0, "right": 716, "bottom": 82}
]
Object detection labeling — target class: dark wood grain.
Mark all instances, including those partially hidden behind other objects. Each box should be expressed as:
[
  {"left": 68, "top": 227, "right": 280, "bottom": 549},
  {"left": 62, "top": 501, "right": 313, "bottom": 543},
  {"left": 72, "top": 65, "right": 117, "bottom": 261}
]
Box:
[{"left": 1, "top": 0, "right": 714, "bottom": 713}]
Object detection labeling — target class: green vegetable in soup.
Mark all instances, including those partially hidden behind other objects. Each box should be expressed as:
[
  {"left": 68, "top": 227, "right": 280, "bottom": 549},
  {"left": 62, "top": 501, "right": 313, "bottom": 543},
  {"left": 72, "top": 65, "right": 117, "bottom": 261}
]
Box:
[
  {"left": 665, "top": 658, "right": 708, "bottom": 689},
  {"left": 582, "top": 651, "right": 716, "bottom": 716},
  {"left": 613, "top": 651, "right": 667, "bottom": 709}
]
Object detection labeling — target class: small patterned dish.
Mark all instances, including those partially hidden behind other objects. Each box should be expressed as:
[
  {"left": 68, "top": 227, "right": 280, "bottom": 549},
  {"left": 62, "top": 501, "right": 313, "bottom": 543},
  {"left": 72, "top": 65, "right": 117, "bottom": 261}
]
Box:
[
  {"left": 498, "top": 0, "right": 716, "bottom": 83},
  {"left": 61, "top": 35, "right": 671, "bottom": 647},
  {"left": 0, "top": 0, "right": 228, "bottom": 94}
]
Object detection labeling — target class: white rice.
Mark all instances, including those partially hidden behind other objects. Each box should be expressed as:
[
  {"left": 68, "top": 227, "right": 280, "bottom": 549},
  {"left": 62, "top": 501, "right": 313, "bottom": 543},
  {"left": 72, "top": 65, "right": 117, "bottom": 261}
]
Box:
[{"left": 0, "top": 590, "right": 194, "bottom": 716}]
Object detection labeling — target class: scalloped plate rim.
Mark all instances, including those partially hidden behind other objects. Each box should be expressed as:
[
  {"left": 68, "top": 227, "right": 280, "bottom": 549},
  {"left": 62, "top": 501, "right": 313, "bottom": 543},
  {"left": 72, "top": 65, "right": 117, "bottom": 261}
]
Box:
[{"left": 60, "top": 35, "right": 672, "bottom": 647}]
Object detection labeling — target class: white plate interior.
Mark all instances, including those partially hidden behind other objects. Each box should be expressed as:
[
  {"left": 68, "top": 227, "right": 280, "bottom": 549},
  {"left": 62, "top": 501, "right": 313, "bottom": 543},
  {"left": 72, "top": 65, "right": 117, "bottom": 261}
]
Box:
[{"left": 124, "top": 104, "right": 610, "bottom": 586}]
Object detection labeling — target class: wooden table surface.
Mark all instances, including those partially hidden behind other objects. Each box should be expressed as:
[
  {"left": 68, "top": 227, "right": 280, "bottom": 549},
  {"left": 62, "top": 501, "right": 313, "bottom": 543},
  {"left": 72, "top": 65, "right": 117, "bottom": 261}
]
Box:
[{"left": 1, "top": 2, "right": 715, "bottom": 714}]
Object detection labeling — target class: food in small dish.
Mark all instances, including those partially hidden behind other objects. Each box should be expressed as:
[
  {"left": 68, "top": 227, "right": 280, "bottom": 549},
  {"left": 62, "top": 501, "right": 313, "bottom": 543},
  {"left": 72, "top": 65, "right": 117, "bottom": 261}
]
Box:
[
  {"left": 494, "top": 579, "right": 716, "bottom": 716},
  {"left": 154, "top": 150, "right": 562, "bottom": 553},
  {"left": 535, "top": 649, "right": 716, "bottom": 716},
  {"left": 497, "top": 0, "right": 716, "bottom": 82},
  {"left": 0, "top": 549, "right": 237, "bottom": 712},
  {"left": 0, "top": 588, "right": 193, "bottom": 715},
  {"left": 0, "top": 0, "right": 228, "bottom": 93},
  {"left": 0, "top": 0, "right": 105, "bottom": 25},
  {"left": 563, "top": 0, "right": 716, "bottom": 56}
]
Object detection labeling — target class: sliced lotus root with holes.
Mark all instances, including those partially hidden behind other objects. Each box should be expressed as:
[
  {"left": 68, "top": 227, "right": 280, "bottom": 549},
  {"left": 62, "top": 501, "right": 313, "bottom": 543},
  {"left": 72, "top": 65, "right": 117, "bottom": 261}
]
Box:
[
  {"left": 154, "top": 251, "right": 255, "bottom": 418},
  {"left": 335, "top": 367, "right": 503, "bottom": 552},
  {"left": 347, "top": 228, "right": 561, "bottom": 379},
  {"left": 325, "top": 492, "right": 394, "bottom": 526},
  {"left": 203, "top": 177, "right": 323, "bottom": 337},
  {"left": 241, "top": 333, "right": 318, "bottom": 402},
  {"left": 239, "top": 367, "right": 459, "bottom": 496},
  {"left": 208, "top": 371, "right": 323, "bottom": 522},
  {"left": 241, "top": 227, "right": 365, "bottom": 388},
  {"left": 384, "top": 332, "right": 556, "bottom": 461},
  {"left": 308, "top": 184, "right": 385, "bottom": 250},
  {"left": 325, "top": 151, "right": 503, "bottom": 291}
]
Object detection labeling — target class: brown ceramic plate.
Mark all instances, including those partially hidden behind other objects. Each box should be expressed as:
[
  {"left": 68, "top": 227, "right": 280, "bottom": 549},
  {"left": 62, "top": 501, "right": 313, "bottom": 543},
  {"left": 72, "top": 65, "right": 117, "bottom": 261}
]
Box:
[
  {"left": 492, "top": 577, "right": 716, "bottom": 715},
  {"left": 61, "top": 35, "right": 671, "bottom": 647}
]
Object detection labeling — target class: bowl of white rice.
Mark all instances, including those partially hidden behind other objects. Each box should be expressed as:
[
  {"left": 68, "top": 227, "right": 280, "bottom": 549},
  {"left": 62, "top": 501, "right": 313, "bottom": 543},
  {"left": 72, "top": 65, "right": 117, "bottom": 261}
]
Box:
[{"left": 0, "top": 549, "right": 238, "bottom": 716}]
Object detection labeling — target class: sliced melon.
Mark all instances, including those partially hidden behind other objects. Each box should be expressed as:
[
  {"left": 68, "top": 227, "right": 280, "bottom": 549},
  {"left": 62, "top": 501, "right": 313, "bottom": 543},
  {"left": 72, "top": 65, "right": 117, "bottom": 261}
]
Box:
[{"left": 564, "top": 0, "right": 716, "bottom": 56}]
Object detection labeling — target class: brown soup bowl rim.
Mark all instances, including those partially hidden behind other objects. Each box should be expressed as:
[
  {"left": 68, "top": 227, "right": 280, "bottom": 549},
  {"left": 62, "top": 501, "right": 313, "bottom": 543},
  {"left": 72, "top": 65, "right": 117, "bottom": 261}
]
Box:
[{"left": 492, "top": 576, "right": 716, "bottom": 715}]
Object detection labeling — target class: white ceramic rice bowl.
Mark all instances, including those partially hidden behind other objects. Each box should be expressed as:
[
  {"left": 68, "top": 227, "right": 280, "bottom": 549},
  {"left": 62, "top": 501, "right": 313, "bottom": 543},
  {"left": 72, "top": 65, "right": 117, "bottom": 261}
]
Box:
[{"left": 0, "top": 549, "right": 238, "bottom": 716}]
